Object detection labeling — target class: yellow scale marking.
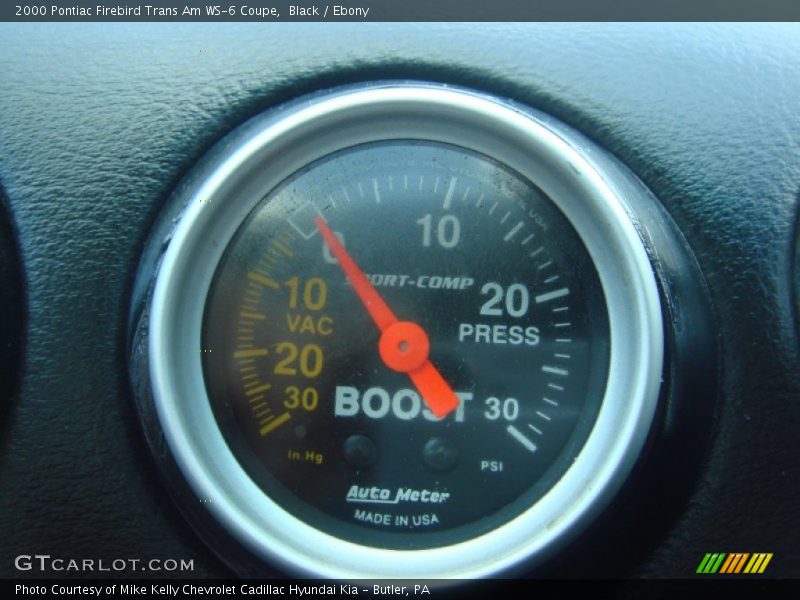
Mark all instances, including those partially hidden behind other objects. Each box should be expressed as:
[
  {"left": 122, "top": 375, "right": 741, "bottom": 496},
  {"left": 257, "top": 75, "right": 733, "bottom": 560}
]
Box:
[
  {"left": 247, "top": 271, "right": 279, "bottom": 289},
  {"left": 258, "top": 257, "right": 275, "bottom": 268},
  {"left": 240, "top": 311, "right": 266, "bottom": 321},
  {"left": 234, "top": 348, "right": 268, "bottom": 359},
  {"left": 245, "top": 383, "right": 272, "bottom": 397},
  {"left": 272, "top": 241, "right": 293, "bottom": 257},
  {"left": 260, "top": 412, "right": 291, "bottom": 436},
  {"left": 235, "top": 231, "right": 297, "bottom": 436}
]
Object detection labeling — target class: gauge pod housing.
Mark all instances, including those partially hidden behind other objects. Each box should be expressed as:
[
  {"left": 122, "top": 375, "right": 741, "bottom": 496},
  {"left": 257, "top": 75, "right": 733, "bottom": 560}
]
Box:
[{"left": 129, "top": 82, "right": 716, "bottom": 579}]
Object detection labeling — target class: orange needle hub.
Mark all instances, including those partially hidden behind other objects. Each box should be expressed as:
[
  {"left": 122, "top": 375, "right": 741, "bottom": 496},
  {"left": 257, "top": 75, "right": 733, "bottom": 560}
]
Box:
[
  {"left": 315, "top": 217, "right": 460, "bottom": 418},
  {"left": 379, "top": 321, "right": 430, "bottom": 373}
]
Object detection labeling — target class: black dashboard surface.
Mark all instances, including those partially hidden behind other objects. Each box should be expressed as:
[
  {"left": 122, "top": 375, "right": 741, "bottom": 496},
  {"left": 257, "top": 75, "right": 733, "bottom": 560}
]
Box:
[{"left": 0, "top": 23, "right": 798, "bottom": 578}]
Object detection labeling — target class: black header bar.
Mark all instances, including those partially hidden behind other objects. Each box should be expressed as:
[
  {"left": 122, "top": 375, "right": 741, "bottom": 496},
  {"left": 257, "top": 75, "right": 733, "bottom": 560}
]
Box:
[{"left": 3, "top": 0, "right": 800, "bottom": 22}]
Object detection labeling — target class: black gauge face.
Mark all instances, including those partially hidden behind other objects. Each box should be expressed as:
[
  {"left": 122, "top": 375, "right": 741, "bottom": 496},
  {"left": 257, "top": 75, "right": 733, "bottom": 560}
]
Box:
[{"left": 203, "top": 141, "right": 609, "bottom": 549}]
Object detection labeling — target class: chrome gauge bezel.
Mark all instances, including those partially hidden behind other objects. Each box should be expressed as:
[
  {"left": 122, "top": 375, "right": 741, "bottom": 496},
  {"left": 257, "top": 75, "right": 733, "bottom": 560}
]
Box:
[{"left": 145, "top": 83, "right": 664, "bottom": 579}]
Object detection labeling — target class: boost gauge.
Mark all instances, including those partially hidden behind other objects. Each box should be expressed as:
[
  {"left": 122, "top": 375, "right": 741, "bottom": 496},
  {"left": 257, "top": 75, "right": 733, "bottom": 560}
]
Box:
[
  {"left": 129, "top": 83, "right": 714, "bottom": 579},
  {"left": 202, "top": 141, "right": 611, "bottom": 550}
]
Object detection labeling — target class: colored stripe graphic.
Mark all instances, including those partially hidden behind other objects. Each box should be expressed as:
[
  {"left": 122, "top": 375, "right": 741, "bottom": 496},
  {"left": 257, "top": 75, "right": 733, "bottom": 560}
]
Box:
[
  {"left": 696, "top": 553, "right": 713, "bottom": 573},
  {"left": 697, "top": 553, "right": 726, "bottom": 573},
  {"left": 743, "top": 553, "right": 773, "bottom": 574},
  {"left": 719, "top": 553, "right": 749, "bottom": 573},
  {"left": 697, "top": 552, "right": 773, "bottom": 574}
]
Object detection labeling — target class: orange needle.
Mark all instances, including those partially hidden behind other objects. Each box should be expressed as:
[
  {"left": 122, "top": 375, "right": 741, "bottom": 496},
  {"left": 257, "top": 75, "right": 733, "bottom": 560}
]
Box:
[{"left": 315, "top": 217, "right": 460, "bottom": 418}]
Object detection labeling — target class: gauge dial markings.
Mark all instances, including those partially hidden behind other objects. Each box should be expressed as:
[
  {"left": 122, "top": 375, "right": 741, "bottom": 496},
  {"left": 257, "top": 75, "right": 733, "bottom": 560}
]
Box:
[
  {"left": 202, "top": 140, "right": 609, "bottom": 546},
  {"left": 315, "top": 216, "right": 460, "bottom": 418}
]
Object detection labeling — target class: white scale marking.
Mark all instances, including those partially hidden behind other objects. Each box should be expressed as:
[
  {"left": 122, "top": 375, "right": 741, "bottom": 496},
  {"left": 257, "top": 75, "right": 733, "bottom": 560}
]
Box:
[
  {"left": 475, "top": 192, "right": 485, "bottom": 208},
  {"left": 529, "top": 247, "right": 544, "bottom": 258},
  {"left": 309, "top": 200, "right": 325, "bottom": 220},
  {"left": 488, "top": 202, "right": 498, "bottom": 215},
  {"left": 555, "top": 322, "right": 572, "bottom": 328},
  {"left": 443, "top": 176, "right": 457, "bottom": 209},
  {"left": 535, "top": 287, "right": 570, "bottom": 304},
  {"left": 555, "top": 353, "right": 571, "bottom": 359},
  {"left": 419, "top": 175, "right": 424, "bottom": 191},
  {"left": 542, "top": 365, "right": 569, "bottom": 376},
  {"left": 372, "top": 178, "right": 381, "bottom": 203},
  {"left": 528, "top": 424, "right": 543, "bottom": 435},
  {"left": 507, "top": 425, "right": 538, "bottom": 453},
  {"left": 434, "top": 177, "right": 440, "bottom": 193},
  {"left": 404, "top": 175, "right": 408, "bottom": 190},
  {"left": 357, "top": 182, "right": 365, "bottom": 198},
  {"left": 548, "top": 383, "right": 564, "bottom": 391},
  {"left": 343, "top": 189, "right": 352, "bottom": 203},
  {"left": 537, "top": 260, "right": 553, "bottom": 271},
  {"left": 521, "top": 233, "right": 535, "bottom": 246},
  {"left": 536, "top": 411, "right": 552, "bottom": 421},
  {"left": 543, "top": 398, "right": 559, "bottom": 407},
  {"left": 544, "top": 275, "right": 560, "bottom": 283},
  {"left": 287, "top": 216, "right": 317, "bottom": 240},
  {"left": 388, "top": 176, "right": 393, "bottom": 191},
  {"left": 286, "top": 201, "right": 326, "bottom": 240},
  {"left": 461, "top": 187, "right": 470, "bottom": 202},
  {"left": 500, "top": 211, "right": 511, "bottom": 224},
  {"left": 552, "top": 306, "right": 569, "bottom": 313},
  {"left": 556, "top": 338, "right": 572, "bottom": 343},
  {"left": 327, "top": 194, "right": 336, "bottom": 209},
  {"left": 504, "top": 222, "right": 524, "bottom": 241}
]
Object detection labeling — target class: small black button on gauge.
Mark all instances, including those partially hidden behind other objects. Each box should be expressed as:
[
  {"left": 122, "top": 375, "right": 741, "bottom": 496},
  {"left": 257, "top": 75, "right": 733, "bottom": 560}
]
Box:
[
  {"left": 423, "top": 437, "right": 459, "bottom": 472},
  {"left": 343, "top": 434, "right": 378, "bottom": 468}
]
